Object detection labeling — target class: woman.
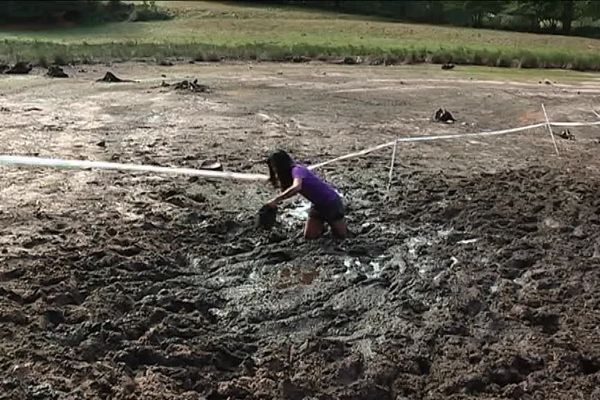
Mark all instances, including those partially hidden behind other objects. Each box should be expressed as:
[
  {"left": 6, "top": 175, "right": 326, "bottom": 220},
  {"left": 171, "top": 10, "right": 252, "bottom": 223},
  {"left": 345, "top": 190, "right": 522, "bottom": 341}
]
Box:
[{"left": 265, "top": 150, "right": 347, "bottom": 239}]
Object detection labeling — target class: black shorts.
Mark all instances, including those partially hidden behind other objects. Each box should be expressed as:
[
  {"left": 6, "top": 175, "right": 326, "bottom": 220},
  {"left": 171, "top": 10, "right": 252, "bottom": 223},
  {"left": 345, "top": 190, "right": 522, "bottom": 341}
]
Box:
[{"left": 309, "top": 197, "right": 345, "bottom": 223}]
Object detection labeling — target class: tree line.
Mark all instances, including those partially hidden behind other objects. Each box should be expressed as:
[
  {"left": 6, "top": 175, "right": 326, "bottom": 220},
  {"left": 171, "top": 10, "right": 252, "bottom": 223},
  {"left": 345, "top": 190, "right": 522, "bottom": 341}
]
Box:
[
  {"left": 0, "top": 0, "right": 169, "bottom": 25},
  {"left": 2, "top": 1, "right": 600, "bottom": 37},
  {"left": 244, "top": 1, "right": 600, "bottom": 36}
]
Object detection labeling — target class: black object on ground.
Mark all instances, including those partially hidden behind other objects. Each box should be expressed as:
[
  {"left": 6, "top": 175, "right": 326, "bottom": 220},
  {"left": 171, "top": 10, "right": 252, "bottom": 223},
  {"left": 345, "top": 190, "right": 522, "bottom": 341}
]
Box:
[
  {"left": 171, "top": 79, "right": 210, "bottom": 93},
  {"left": 47, "top": 65, "right": 68, "bottom": 78},
  {"left": 442, "top": 63, "right": 455, "bottom": 70},
  {"left": 199, "top": 160, "right": 222, "bottom": 171},
  {"left": 559, "top": 129, "right": 575, "bottom": 140},
  {"left": 6, "top": 62, "right": 32, "bottom": 75},
  {"left": 257, "top": 206, "right": 277, "bottom": 229},
  {"left": 97, "top": 71, "right": 130, "bottom": 83},
  {"left": 434, "top": 108, "right": 456, "bottom": 123}
]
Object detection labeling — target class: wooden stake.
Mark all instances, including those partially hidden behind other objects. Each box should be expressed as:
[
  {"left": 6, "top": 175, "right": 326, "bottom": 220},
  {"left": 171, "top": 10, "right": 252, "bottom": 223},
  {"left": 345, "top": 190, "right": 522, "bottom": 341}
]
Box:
[
  {"left": 541, "top": 104, "right": 560, "bottom": 156},
  {"left": 386, "top": 137, "right": 399, "bottom": 192}
]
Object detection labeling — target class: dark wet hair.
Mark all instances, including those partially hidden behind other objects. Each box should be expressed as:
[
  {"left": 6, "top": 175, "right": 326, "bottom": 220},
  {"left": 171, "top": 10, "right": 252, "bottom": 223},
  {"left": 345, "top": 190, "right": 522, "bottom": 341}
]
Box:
[{"left": 267, "top": 150, "right": 294, "bottom": 190}]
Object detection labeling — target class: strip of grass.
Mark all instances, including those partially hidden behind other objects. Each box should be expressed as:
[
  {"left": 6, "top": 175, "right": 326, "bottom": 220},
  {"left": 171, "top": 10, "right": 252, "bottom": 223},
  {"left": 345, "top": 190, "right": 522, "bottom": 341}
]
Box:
[
  {"left": 3, "top": 40, "right": 600, "bottom": 71},
  {"left": 1, "top": 1, "right": 600, "bottom": 70}
]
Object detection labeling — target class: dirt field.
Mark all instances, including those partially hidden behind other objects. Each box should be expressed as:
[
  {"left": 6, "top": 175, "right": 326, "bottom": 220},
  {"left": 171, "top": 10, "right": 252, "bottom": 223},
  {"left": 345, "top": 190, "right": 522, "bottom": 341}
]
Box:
[{"left": 1, "top": 63, "right": 600, "bottom": 400}]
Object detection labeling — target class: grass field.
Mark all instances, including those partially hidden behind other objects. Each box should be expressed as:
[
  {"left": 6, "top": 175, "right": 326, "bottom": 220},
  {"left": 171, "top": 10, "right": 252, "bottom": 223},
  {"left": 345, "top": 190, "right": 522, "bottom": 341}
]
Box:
[{"left": 1, "top": 1, "right": 600, "bottom": 70}]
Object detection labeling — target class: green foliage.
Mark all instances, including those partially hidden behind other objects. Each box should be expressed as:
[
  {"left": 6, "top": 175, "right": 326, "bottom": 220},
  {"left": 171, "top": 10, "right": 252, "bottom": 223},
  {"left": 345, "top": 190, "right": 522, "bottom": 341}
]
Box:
[
  {"left": 1, "top": 1, "right": 600, "bottom": 71},
  {"left": 3, "top": 38, "right": 600, "bottom": 71},
  {"left": 0, "top": 0, "right": 134, "bottom": 25},
  {"left": 253, "top": 0, "right": 600, "bottom": 36},
  {"left": 132, "top": 1, "right": 172, "bottom": 22}
]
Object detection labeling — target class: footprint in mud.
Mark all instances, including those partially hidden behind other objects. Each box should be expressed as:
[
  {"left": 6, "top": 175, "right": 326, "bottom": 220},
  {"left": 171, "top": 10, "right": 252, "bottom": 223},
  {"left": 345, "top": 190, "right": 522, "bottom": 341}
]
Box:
[
  {"left": 277, "top": 267, "right": 320, "bottom": 288},
  {"left": 0, "top": 310, "right": 29, "bottom": 325},
  {"left": 262, "top": 249, "right": 295, "bottom": 265},
  {"left": 0, "top": 268, "right": 25, "bottom": 281},
  {"left": 336, "top": 355, "right": 364, "bottom": 384},
  {"left": 206, "top": 219, "right": 242, "bottom": 235},
  {"left": 279, "top": 379, "right": 313, "bottom": 400},
  {"left": 110, "top": 245, "right": 142, "bottom": 258},
  {"left": 0, "top": 287, "right": 24, "bottom": 304},
  {"left": 22, "top": 236, "right": 49, "bottom": 249},
  {"left": 579, "top": 355, "right": 600, "bottom": 375},
  {"left": 510, "top": 305, "right": 560, "bottom": 334},
  {"left": 488, "top": 355, "right": 544, "bottom": 387},
  {"left": 40, "top": 308, "right": 65, "bottom": 329}
]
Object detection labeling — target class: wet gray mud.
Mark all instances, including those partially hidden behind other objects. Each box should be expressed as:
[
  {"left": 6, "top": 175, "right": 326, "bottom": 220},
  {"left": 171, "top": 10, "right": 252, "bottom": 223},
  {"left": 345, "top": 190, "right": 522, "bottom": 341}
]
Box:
[
  {"left": 1, "top": 63, "right": 600, "bottom": 399},
  {"left": 2, "top": 164, "right": 599, "bottom": 400}
]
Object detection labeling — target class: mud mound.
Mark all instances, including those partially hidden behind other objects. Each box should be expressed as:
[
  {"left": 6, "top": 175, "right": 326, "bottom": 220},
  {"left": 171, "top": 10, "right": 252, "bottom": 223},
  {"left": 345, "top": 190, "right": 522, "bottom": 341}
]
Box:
[
  {"left": 97, "top": 71, "right": 132, "bottom": 83},
  {"left": 434, "top": 107, "right": 456, "bottom": 123},
  {"left": 5, "top": 62, "right": 32, "bottom": 75},
  {"left": 257, "top": 205, "right": 277, "bottom": 229},
  {"left": 162, "top": 79, "right": 210, "bottom": 93},
  {"left": 198, "top": 160, "right": 222, "bottom": 171},
  {"left": 559, "top": 129, "right": 575, "bottom": 140},
  {"left": 288, "top": 55, "right": 311, "bottom": 63},
  {"left": 46, "top": 65, "right": 68, "bottom": 78}
]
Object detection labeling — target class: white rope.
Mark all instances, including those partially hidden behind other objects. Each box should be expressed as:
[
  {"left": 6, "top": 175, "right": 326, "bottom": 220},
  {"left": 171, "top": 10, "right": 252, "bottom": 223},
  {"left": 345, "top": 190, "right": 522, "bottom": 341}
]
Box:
[
  {"left": 310, "top": 122, "right": 546, "bottom": 169},
  {"left": 0, "top": 155, "right": 269, "bottom": 182},
  {"left": 310, "top": 120, "right": 600, "bottom": 170},
  {"left": 2, "top": 119, "right": 600, "bottom": 180},
  {"left": 551, "top": 121, "right": 600, "bottom": 127}
]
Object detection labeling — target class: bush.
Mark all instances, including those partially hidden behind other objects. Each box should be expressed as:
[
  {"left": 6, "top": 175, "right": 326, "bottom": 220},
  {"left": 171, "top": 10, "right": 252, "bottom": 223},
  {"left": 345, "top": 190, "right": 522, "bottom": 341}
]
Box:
[
  {"left": 0, "top": 0, "right": 135, "bottom": 25},
  {"left": 132, "top": 1, "right": 172, "bottom": 22},
  {"left": 519, "top": 52, "right": 539, "bottom": 69}
]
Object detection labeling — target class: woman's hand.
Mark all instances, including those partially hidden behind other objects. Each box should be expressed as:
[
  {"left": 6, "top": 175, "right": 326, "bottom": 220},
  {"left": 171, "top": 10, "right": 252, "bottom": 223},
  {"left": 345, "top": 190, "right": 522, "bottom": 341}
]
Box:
[
  {"left": 266, "top": 199, "right": 279, "bottom": 208},
  {"left": 266, "top": 178, "right": 302, "bottom": 208}
]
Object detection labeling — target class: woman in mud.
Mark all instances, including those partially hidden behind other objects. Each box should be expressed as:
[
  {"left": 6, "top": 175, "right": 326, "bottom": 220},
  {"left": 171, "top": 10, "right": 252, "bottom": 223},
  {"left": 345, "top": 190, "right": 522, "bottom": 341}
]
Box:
[{"left": 265, "top": 150, "right": 347, "bottom": 239}]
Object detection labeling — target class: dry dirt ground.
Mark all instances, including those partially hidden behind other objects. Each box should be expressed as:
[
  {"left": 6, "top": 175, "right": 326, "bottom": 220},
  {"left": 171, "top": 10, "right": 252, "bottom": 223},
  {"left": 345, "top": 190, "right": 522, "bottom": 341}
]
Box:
[{"left": 1, "top": 62, "right": 600, "bottom": 400}]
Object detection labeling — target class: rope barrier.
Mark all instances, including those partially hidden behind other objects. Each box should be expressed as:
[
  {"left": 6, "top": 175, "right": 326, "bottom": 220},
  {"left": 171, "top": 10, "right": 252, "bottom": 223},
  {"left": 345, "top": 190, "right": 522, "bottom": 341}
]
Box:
[
  {"left": 2, "top": 119, "right": 599, "bottom": 179},
  {"left": 309, "top": 122, "right": 547, "bottom": 169},
  {"left": 310, "top": 120, "right": 600, "bottom": 170},
  {"left": 0, "top": 156, "right": 269, "bottom": 182}
]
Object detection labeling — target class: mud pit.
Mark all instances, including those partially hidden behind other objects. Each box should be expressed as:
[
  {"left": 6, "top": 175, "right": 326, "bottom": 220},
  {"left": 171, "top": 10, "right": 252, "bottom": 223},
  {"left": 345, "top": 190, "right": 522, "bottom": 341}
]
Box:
[{"left": 1, "top": 63, "right": 600, "bottom": 399}]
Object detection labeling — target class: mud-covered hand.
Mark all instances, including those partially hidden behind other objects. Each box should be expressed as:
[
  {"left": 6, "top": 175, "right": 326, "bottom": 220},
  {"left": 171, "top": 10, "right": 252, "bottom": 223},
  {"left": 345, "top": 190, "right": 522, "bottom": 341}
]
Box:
[
  {"left": 265, "top": 199, "right": 279, "bottom": 208},
  {"left": 267, "top": 178, "right": 302, "bottom": 208}
]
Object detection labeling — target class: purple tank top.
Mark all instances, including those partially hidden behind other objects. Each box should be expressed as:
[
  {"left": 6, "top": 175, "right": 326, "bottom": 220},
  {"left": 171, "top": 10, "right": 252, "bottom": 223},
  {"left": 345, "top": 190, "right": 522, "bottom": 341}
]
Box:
[{"left": 291, "top": 165, "right": 339, "bottom": 207}]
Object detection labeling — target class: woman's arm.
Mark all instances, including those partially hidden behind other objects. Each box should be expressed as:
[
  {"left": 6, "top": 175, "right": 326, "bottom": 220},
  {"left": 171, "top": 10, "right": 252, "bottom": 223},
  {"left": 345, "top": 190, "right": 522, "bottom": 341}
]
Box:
[{"left": 267, "top": 178, "right": 302, "bottom": 207}]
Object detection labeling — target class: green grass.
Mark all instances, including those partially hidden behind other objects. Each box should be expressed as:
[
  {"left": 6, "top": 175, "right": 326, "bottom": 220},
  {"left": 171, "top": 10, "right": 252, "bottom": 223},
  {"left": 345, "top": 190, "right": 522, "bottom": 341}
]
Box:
[{"left": 1, "top": 1, "right": 600, "bottom": 70}]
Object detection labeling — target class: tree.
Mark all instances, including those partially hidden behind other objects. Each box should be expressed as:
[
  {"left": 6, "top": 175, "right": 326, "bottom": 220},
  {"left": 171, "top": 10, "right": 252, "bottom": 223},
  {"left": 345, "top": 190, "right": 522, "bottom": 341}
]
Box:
[
  {"left": 580, "top": 0, "right": 600, "bottom": 19},
  {"left": 561, "top": 0, "right": 575, "bottom": 33},
  {"left": 460, "top": 1, "right": 505, "bottom": 27},
  {"left": 0, "top": 0, "right": 133, "bottom": 24},
  {"left": 504, "top": 1, "right": 562, "bottom": 32}
]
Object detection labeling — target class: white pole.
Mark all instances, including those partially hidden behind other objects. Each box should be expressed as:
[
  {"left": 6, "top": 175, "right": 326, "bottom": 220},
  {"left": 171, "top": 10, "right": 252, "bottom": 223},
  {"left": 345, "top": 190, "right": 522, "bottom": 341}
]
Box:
[
  {"left": 593, "top": 110, "right": 600, "bottom": 119},
  {"left": 386, "top": 137, "right": 399, "bottom": 192},
  {"left": 541, "top": 104, "right": 560, "bottom": 156}
]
